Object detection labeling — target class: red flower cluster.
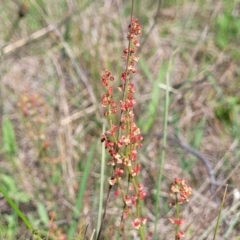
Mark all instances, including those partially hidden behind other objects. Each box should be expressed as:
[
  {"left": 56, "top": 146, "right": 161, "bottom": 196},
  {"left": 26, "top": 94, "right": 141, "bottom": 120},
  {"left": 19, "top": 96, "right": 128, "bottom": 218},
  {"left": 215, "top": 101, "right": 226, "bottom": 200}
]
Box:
[
  {"left": 121, "top": 17, "right": 141, "bottom": 79},
  {"left": 101, "top": 69, "right": 117, "bottom": 116},
  {"left": 101, "top": 17, "right": 143, "bottom": 173},
  {"left": 101, "top": 17, "right": 146, "bottom": 232},
  {"left": 169, "top": 178, "right": 192, "bottom": 206},
  {"left": 169, "top": 178, "right": 192, "bottom": 240},
  {"left": 132, "top": 217, "right": 147, "bottom": 230},
  {"left": 169, "top": 216, "right": 185, "bottom": 239}
]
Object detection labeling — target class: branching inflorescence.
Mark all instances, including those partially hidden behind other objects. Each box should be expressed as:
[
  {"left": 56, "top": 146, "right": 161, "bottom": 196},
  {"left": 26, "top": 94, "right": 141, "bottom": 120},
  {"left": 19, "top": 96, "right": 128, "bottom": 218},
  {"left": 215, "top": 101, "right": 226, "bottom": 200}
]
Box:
[
  {"left": 101, "top": 17, "right": 147, "bottom": 238},
  {"left": 169, "top": 178, "right": 192, "bottom": 240}
]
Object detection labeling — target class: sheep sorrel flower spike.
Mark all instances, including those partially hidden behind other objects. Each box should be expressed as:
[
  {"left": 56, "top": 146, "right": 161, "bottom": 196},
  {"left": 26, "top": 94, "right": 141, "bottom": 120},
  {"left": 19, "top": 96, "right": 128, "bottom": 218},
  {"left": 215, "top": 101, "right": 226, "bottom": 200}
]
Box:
[
  {"left": 100, "top": 17, "right": 147, "bottom": 239},
  {"left": 169, "top": 178, "right": 192, "bottom": 240}
]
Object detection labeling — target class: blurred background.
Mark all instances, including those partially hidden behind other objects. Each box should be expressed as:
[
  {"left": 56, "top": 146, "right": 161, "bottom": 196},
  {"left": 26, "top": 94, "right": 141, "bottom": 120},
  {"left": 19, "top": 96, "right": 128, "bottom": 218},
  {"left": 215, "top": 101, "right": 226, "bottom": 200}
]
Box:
[{"left": 0, "top": 0, "right": 240, "bottom": 239}]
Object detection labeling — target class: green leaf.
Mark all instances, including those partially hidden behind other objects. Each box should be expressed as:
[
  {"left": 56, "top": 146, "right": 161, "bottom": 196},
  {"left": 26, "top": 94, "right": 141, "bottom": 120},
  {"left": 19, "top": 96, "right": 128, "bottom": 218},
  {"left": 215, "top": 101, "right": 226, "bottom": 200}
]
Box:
[
  {"left": 67, "top": 142, "right": 96, "bottom": 239},
  {"left": 2, "top": 118, "right": 17, "bottom": 157},
  {"left": 0, "top": 174, "right": 31, "bottom": 203},
  {"left": 37, "top": 202, "right": 49, "bottom": 226},
  {"left": 0, "top": 185, "right": 34, "bottom": 232},
  {"left": 1, "top": 174, "right": 18, "bottom": 193}
]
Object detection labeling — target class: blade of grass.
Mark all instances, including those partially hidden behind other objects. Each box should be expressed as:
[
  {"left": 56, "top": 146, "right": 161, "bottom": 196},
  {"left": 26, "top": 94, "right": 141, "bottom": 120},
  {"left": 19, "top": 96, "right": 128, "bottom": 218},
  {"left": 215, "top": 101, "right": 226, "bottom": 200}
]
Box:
[
  {"left": 67, "top": 142, "right": 96, "bottom": 239},
  {"left": 192, "top": 118, "right": 205, "bottom": 149},
  {"left": 2, "top": 118, "right": 17, "bottom": 157},
  {"left": 37, "top": 202, "right": 49, "bottom": 227},
  {"left": 138, "top": 58, "right": 167, "bottom": 133},
  {"left": 153, "top": 50, "right": 177, "bottom": 239},
  {"left": 212, "top": 184, "right": 228, "bottom": 240},
  {"left": 0, "top": 186, "right": 34, "bottom": 232},
  {"left": 224, "top": 205, "right": 240, "bottom": 238},
  {"left": 181, "top": 119, "right": 206, "bottom": 175},
  {"left": 198, "top": 190, "right": 240, "bottom": 239}
]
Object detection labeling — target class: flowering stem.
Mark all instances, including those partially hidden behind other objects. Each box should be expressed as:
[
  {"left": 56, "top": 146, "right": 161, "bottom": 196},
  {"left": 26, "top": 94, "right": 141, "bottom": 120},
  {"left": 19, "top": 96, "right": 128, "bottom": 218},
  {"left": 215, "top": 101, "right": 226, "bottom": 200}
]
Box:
[
  {"left": 97, "top": 124, "right": 106, "bottom": 235},
  {"left": 117, "top": 0, "right": 134, "bottom": 141},
  {"left": 175, "top": 194, "right": 180, "bottom": 240},
  {"left": 138, "top": 225, "right": 145, "bottom": 240},
  {"left": 100, "top": 12, "right": 146, "bottom": 239},
  {"left": 169, "top": 178, "right": 192, "bottom": 240}
]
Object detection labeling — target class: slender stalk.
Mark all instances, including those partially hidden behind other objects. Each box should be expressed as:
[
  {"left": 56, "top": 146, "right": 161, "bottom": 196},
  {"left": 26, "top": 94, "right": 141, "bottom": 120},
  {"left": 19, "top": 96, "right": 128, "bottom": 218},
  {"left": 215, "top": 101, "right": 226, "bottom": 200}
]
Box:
[
  {"left": 175, "top": 195, "right": 180, "bottom": 240},
  {"left": 99, "top": 1, "right": 146, "bottom": 238},
  {"left": 67, "top": 143, "right": 95, "bottom": 239},
  {"left": 97, "top": 124, "right": 106, "bottom": 235},
  {"left": 117, "top": 0, "right": 134, "bottom": 140},
  {"left": 0, "top": 186, "right": 34, "bottom": 232},
  {"left": 153, "top": 55, "right": 171, "bottom": 239},
  {"left": 213, "top": 185, "right": 228, "bottom": 240}
]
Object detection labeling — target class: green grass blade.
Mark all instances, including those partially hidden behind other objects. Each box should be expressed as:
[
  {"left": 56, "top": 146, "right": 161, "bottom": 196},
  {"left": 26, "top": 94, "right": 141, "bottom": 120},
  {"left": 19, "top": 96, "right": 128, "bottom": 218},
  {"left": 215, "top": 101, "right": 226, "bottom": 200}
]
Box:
[
  {"left": 139, "top": 57, "right": 154, "bottom": 82},
  {"left": 37, "top": 202, "right": 49, "bottom": 226},
  {"left": 0, "top": 185, "right": 34, "bottom": 232},
  {"left": 2, "top": 118, "right": 17, "bottom": 157},
  {"left": 138, "top": 58, "right": 167, "bottom": 133},
  {"left": 153, "top": 52, "right": 175, "bottom": 239},
  {"left": 213, "top": 185, "right": 228, "bottom": 240},
  {"left": 67, "top": 142, "right": 96, "bottom": 239}
]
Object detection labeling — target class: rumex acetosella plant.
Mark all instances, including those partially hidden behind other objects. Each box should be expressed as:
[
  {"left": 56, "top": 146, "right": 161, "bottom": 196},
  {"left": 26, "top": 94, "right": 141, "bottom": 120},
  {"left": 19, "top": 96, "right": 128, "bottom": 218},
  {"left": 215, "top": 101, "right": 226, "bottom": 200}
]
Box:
[
  {"left": 99, "top": 14, "right": 193, "bottom": 240},
  {"left": 169, "top": 178, "right": 192, "bottom": 240},
  {"left": 100, "top": 17, "right": 147, "bottom": 239}
]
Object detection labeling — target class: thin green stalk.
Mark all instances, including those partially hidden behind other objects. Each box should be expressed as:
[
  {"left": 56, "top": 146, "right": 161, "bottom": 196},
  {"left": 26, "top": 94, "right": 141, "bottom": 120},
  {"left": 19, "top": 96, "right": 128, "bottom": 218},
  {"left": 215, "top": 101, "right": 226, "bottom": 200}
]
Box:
[
  {"left": 117, "top": 0, "right": 134, "bottom": 140},
  {"left": 175, "top": 195, "right": 180, "bottom": 240},
  {"left": 0, "top": 186, "right": 34, "bottom": 232},
  {"left": 198, "top": 198, "right": 240, "bottom": 240},
  {"left": 97, "top": 124, "right": 106, "bottom": 235},
  {"left": 213, "top": 185, "right": 228, "bottom": 240},
  {"left": 67, "top": 142, "right": 96, "bottom": 239},
  {"left": 153, "top": 51, "right": 177, "bottom": 239},
  {"left": 138, "top": 226, "right": 145, "bottom": 240}
]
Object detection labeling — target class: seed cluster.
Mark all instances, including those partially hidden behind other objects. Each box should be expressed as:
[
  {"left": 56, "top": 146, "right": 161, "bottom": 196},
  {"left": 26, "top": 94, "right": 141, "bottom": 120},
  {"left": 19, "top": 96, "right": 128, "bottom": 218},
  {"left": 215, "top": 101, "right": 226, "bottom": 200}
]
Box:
[
  {"left": 169, "top": 178, "right": 192, "bottom": 239},
  {"left": 101, "top": 17, "right": 147, "bottom": 231}
]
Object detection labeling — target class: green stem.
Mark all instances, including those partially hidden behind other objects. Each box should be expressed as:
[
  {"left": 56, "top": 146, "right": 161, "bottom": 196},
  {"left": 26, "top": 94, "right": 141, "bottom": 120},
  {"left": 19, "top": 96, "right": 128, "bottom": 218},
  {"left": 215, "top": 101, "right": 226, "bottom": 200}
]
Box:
[
  {"left": 138, "top": 225, "right": 145, "bottom": 240},
  {"left": 0, "top": 186, "right": 34, "bottom": 232},
  {"left": 97, "top": 124, "right": 106, "bottom": 235},
  {"left": 212, "top": 185, "right": 228, "bottom": 240},
  {"left": 153, "top": 49, "right": 178, "bottom": 239},
  {"left": 67, "top": 143, "right": 95, "bottom": 239},
  {"left": 153, "top": 60, "right": 171, "bottom": 239},
  {"left": 175, "top": 195, "right": 180, "bottom": 240}
]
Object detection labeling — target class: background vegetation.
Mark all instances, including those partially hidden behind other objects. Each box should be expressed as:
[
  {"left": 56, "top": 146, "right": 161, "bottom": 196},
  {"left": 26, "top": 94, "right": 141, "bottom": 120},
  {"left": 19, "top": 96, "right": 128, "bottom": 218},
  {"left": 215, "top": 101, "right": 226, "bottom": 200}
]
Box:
[{"left": 0, "top": 0, "right": 240, "bottom": 239}]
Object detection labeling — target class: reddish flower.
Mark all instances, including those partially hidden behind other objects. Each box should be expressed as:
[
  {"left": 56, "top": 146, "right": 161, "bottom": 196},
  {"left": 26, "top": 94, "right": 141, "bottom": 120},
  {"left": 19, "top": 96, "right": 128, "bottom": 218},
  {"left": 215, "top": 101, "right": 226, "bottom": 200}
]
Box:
[
  {"left": 114, "top": 153, "right": 123, "bottom": 164},
  {"left": 121, "top": 72, "right": 127, "bottom": 81},
  {"left": 132, "top": 218, "right": 141, "bottom": 229},
  {"left": 141, "top": 217, "right": 147, "bottom": 225},
  {"left": 176, "top": 230, "right": 185, "bottom": 239},
  {"left": 131, "top": 194, "right": 138, "bottom": 205},
  {"left": 124, "top": 195, "right": 131, "bottom": 206},
  {"left": 170, "top": 178, "right": 192, "bottom": 204},
  {"left": 169, "top": 217, "right": 184, "bottom": 225},
  {"left": 138, "top": 184, "right": 146, "bottom": 200},
  {"left": 131, "top": 163, "right": 141, "bottom": 177},
  {"left": 101, "top": 69, "right": 114, "bottom": 86},
  {"left": 108, "top": 177, "right": 116, "bottom": 186},
  {"left": 115, "top": 168, "right": 124, "bottom": 178},
  {"left": 100, "top": 17, "right": 145, "bottom": 236},
  {"left": 105, "top": 124, "right": 117, "bottom": 136}
]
